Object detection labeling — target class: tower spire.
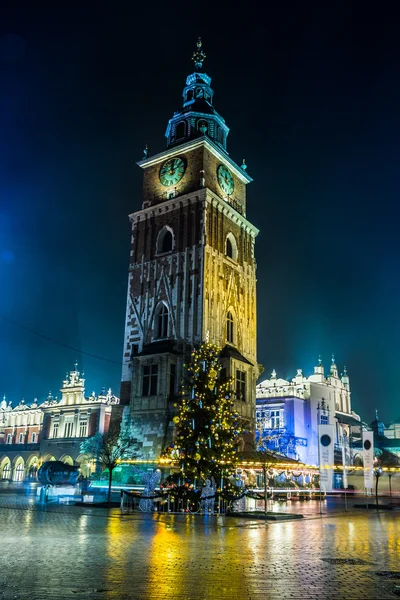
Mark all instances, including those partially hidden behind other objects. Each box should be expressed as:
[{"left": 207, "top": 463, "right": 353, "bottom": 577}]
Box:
[{"left": 192, "top": 37, "right": 206, "bottom": 71}]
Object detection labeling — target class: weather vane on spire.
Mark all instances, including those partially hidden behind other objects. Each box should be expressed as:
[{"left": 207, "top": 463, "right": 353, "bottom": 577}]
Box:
[{"left": 192, "top": 37, "right": 206, "bottom": 70}]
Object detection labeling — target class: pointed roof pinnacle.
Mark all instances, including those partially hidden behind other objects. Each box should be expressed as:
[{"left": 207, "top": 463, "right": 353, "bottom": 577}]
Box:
[{"left": 192, "top": 37, "right": 206, "bottom": 71}]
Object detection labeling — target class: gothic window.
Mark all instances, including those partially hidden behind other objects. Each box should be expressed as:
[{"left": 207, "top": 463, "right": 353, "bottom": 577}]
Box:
[
  {"left": 186, "top": 90, "right": 194, "bottom": 102},
  {"left": 217, "top": 126, "right": 224, "bottom": 145},
  {"left": 155, "top": 303, "right": 169, "bottom": 339},
  {"left": 18, "top": 433, "right": 23, "bottom": 443},
  {"left": 2, "top": 462, "right": 11, "bottom": 479},
  {"left": 31, "top": 432, "right": 37, "bottom": 443},
  {"left": 176, "top": 121, "right": 186, "bottom": 139},
  {"left": 162, "top": 230, "right": 172, "bottom": 252},
  {"left": 142, "top": 365, "right": 158, "bottom": 396},
  {"left": 6, "top": 434, "right": 12, "bottom": 444},
  {"left": 156, "top": 226, "right": 174, "bottom": 254},
  {"left": 226, "top": 238, "right": 233, "bottom": 259},
  {"left": 14, "top": 463, "right": 24, "bottom": 482},
  {"left": 225, "top": 233, "right": 237, "bottom": 261},
  {"left": 235, "top": 370, "right": 246, "bottom": 402},
  {"left": 227, "top": 312, "right": 234, "bottom": 344}
]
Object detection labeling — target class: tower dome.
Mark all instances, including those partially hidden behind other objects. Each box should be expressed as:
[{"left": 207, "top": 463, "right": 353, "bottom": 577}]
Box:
[{"left": 165, "top": 38, "right": 230, "bottom": 151}]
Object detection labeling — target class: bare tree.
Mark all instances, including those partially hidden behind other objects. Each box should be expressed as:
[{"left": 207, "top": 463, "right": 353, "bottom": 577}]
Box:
[
  {"left": 374, "top": 449, "right": 400, "bottom": 507},
  {"left": 80, "top": 422, "right": 138, "bottom": 504}
]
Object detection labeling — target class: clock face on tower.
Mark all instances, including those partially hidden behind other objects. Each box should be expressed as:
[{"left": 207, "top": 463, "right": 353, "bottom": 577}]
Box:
[
  {"left": 217, "top": 164, "right": 234, "bottom": 196},
  {"left": 159, "top": 157, "right": 186, "bottom": 187}
]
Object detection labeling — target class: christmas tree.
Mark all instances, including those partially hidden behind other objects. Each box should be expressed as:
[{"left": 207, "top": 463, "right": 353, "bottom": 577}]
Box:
[{"left": 163, "top": 340, "right": 243, "bottom": 486}]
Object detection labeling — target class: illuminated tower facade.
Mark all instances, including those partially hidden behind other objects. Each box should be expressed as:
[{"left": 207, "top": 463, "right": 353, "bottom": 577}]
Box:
[{"left": 121, "top": 40, "right": 260, "bottom": 459}]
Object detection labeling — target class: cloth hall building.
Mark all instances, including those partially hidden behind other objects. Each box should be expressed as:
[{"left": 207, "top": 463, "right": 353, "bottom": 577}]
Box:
[{"left": 0, "top": 365, "right": 119, "bottom": 481}]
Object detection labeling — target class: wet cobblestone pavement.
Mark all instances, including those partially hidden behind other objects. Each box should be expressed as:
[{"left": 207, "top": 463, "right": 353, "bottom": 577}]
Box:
[{"left": 0, "top": 496, "right": 399, "bottom": 599}]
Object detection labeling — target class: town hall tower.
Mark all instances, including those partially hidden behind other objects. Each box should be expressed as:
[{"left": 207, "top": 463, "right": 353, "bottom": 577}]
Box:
[{"left": 121, "top": 40, "right": 260, "bottom": 459}]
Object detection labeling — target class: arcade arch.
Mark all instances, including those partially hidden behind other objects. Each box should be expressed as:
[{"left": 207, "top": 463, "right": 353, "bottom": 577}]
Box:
[
  {"left": 0, "top": 457, "right": 11, "bottom": 480},
  {"left": 12, "top": 456, "right": 25, "bottom": 481}
]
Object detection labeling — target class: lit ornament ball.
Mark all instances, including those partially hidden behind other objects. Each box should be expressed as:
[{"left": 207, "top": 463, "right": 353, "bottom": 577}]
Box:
[
  {"left": 173, "top": 416, "right": 180, "bottom": 424},
  {"left": 194, "top": 453, "right": 201, "bottom": 461}
]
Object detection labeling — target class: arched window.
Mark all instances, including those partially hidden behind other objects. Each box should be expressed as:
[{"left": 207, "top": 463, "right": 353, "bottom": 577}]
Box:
[
  {"left": 217, "top": 127, "right": 224, "bottom": 145},
  {"left": 1, "top": 461, "right": 11, "bottom": 480},
  {"left": 227, "top": 311, "right": 234, "bottom": 344},
  {"left": 155, "top": 303, "right": 169, "bottom": 339},
  {"left": 161, "top": 230, "right": 173, "bottom": 253},
  {"left": 226, "top": 238, "right": 233, "bottom": 259},
  {"left": 156, "top": 226, "right": 174, "bottom": 254},
  {"left": 176, "top": 121, "right": 186, "bottom": 139},
  {"left": 197, "top": 119, "right": 208, "bottom": 134},
  {"left": 186, "top": 90, "right": 194, "bottom": 102},
  {"left": 14, "top": 462, "right": 24, "bottom": 482},
  {"left": 225, "top": 233, "right": 237, "bottom": 261}
]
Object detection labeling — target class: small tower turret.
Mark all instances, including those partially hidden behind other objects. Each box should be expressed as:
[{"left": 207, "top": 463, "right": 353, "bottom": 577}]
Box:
[
  {"left": 329, "top": 354, "right": 339, "bottom": 378},
  {"left": 341, "top": 365, "right": 350, "bottom": 391},
  {"left": 165, "top": 38, "right": 230, "bottom": 151}
]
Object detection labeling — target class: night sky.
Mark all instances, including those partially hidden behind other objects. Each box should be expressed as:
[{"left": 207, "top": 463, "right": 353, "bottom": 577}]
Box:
[{"left": 1, "top": 3, "right": 399, "bottom": 424}]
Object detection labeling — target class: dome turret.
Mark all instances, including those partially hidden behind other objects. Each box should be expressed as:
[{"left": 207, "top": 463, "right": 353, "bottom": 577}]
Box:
[{"left": 165, "top": 38, "right": 230, "bottom": 151}]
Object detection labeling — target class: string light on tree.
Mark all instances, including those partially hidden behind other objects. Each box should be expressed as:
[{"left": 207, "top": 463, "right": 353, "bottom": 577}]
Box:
[{"left": 162, "top": 340, "right": 244, "bottom": 491}]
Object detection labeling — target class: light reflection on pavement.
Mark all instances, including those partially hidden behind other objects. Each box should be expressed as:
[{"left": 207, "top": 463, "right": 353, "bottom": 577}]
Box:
[{"left": 0, "top": 494, "right": 399, "bottom": 599}]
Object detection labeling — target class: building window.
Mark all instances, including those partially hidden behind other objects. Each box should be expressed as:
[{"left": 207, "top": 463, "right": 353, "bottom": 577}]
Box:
[
  {"left": 320, "top": 414, "right": 328, "bottom": 425},
  {"left": 14, "top": 463, "right": 24, "bottom": 482},
  {"left": 18, "top": 433, "right": 24, "bottom": 444},
  {"left": 227, "top": 312, "right": 234, "bottom": 344},
  {"left": 142, "top": 365, "right": 158, "bottom": 396},
  {"left": 225, "top": 234, "right": 237, "bottom": 261},
  {"left": 155, "top": 303, "right": 169, "bottom": 339},
  {"left": 2, "top": 462, "right": 11, "bottom": 479},
  {"left": 156, "top": 226, "right": 174, "bottom": 254},
  {"left": 235, "top": 370, "right": 246, "bottom": 402},
  {"left": 270, "top": 410, "right": 281, "bottom": 429},
  {"left": 52, "top": 422, "right": 59, "bottom": 438},
  {"left": 6, "top": 434, "right": 12, "bottom": 444},
  {"left": 176, "top": 121, "right": 186, "bottom": 139},
  {"left": 31, "top": 432, "right": 37, "bottom": 443},
  {"left": 64, "top": 421, "right": 74, "bottom": 438},
  {"left": 79, "top": 421, "right": 88, "bottom": 438},
  {"left": 226, "top": 238, "right": 233, "bottom": 258}
]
